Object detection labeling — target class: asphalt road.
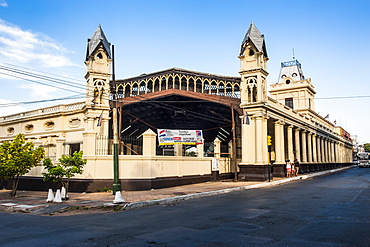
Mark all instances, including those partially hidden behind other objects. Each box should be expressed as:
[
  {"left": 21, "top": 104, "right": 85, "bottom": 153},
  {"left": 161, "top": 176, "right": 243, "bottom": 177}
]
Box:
[{"left": 0, "top": 167, "right": 369, "bottom": 247}]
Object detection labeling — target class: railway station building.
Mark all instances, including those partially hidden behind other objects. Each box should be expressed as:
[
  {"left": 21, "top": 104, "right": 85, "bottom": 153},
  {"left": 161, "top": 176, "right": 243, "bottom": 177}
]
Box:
[{"left": 0, "top": 23, "right": 353, "bottom": 191}]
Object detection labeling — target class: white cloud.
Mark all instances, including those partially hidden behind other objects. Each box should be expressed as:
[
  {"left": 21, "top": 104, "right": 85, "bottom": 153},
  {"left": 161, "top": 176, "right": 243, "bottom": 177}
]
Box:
[
  {"left": 18, "top": 83, "right": 59, "bottom": 99},
  {"left": 0, "top": 99, "right": 28, "bottom": 117},
  {"left": 0, "top": 19, "right": 77, "bottom": 67},
  {"left": 0, "top": 1, "right": 8, "bottom": 7}
]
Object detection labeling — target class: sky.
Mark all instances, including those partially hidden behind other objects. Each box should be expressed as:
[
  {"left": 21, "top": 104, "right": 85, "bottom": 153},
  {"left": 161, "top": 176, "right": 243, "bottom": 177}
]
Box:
[{"left": 0, "top": 0, "right": 369, "bottom": 143}]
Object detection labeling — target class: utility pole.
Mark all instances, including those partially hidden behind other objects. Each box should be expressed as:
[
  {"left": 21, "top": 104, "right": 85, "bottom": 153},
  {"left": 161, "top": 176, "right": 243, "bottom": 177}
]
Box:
[
  {"left": 231, "top": 104, "right": 238, "bottom": 180},
  {"left": 112, "top": 45, "right": 121, "bottom": 194}
]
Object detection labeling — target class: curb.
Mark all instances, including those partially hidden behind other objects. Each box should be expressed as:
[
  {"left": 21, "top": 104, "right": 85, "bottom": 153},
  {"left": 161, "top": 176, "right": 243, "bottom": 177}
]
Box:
[{"left": 123, "top": 165, "right": 355, "bottom": 210}]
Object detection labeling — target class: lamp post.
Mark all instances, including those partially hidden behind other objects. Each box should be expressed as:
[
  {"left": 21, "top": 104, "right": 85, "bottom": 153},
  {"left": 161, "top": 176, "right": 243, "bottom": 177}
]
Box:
[{"left": 112, "top": 45, "right": 121, "bottom": 194}]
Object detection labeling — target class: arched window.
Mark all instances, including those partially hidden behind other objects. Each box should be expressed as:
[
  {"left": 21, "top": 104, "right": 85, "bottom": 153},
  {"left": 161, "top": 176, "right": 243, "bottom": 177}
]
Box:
[
  {"left": 233, "top": 83, "right": 240, "bottom": 98},
  {"left": 154, "top": 78, "right": 160, "bottom": 92},
  {"left": 132, "top": 82, "right": 139, "bottom": 96},
  {"left": 188, "top": 78, "right": 195, "bottom": 92},
  {"left": 196, "top": 79, "right": 202, "bottom": 93},
  {"left": 225, "top": 83, "right": 232, "bottom": 97},
  {"left": 181, "top": 77, "right": 187, "bottom": 91},
  {"left": 204, "top": 79, "right": 210, "bottom": 93},
  {"left": 139, "top": 81, "right": 146, "bottom": 94},
  {"left": 174, "top": 76, "right": 180, "bottom": 89},
  {"left": 168, "top": 77, "right": 173, "bottom": 89},
  {"left": 210, "top": 81, "right": 217, "bottom": 95},
  {"left": 117, "top": 86, "right": 124, "bottom": 99},
  {"left": 125, "top": 85, "right": 131, "bottom": 97},
  {"left": 160, "top": 77, "right": 166, "bottom": 91}
]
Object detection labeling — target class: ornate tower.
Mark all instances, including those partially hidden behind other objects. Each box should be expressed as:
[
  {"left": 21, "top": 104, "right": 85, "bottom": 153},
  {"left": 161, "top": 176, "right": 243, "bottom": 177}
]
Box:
[
  {"left": 85, "top": 24, "right": 112, "bottom": 109},
  {"left": 269, "top": 59, "right": 316, "bottom": 113},
  {"left": 238, "top": 22, "right": 269, "bottom": 106},
  {"left": 83, "top": 25, "right": 112, "bottom": 148}
]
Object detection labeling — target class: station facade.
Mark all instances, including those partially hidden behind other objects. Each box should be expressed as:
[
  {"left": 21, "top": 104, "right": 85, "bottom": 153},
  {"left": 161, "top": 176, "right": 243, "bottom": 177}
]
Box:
[{"left": 0, "top": 23, "right": 353, "bottom": 191}]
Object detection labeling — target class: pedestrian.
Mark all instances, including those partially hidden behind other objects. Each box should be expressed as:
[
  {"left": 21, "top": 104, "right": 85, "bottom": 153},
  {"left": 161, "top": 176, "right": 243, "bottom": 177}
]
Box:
[
  {"left": 291, "top": 162, "right": 295, "bottom": 177},
  {"left": 294, "top": 159, "right": 300, "bottom": 176},
  {"left": 286, "top": 160, "right": 291, "bottom": 177}
]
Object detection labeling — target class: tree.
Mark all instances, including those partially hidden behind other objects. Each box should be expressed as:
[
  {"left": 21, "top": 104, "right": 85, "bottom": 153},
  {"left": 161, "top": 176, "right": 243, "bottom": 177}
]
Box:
[
  {"left": 0, "top": 133, "right": 45, "bottom": 197},
  {"left": 363, "top": 143, "right": 370, "bottom": 153},
  {"left": 43, "top": 151, "right": 86, "bottom": 198}
]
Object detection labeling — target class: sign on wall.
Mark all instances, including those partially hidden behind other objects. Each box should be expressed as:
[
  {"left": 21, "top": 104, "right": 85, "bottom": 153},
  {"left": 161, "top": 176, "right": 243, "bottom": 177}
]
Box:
[{"left": 157, "top": 129, "right": 203, "bottom": 145}]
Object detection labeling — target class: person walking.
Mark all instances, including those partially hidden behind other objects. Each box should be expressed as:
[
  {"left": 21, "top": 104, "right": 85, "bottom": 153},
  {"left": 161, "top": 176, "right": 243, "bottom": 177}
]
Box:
[
  {"left": 286, "top": 160, "right": 291, "bottom": 177},
  {"left": 294, "top": 159, "right": 300, "bottom": 176}
]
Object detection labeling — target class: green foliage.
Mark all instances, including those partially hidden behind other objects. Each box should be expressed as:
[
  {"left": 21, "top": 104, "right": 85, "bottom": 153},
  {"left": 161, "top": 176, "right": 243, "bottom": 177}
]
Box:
[
  {"left": 185, "top": 151, "right": 196, "bottom": 157},
  {"left": 42, "top": 151, "right": 87, "bottom": 197},
  {"left": 363, "top": 143, "right": 370, "bottom": 152},
  {"left": 0, "top": 133, "right": 45, "bottom": 196}
]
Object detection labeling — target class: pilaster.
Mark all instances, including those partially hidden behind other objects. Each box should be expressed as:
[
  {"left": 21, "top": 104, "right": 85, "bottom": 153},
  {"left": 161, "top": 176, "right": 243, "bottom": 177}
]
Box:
[
  {"left": 301, "top": 131, "right": 307, "bottom": 163},
  {"left": 294, "top": 128, "right": 301, "bottom": 161},
  {"left": 307, "top": 132, "right": 312, "bottom": 163},
  {"left": 287, "top": 125, "right": 294, "bottom": 162}
]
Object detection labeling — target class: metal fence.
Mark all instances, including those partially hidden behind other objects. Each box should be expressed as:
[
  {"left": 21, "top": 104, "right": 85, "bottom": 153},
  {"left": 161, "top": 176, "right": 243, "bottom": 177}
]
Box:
[{"left": 96, "top": 135, "right": 143, "bottom": 155}]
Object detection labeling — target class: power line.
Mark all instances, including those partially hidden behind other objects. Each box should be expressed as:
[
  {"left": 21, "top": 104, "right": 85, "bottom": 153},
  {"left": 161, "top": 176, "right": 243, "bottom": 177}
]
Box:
[
  {"left": 0, "top": 94, "right": 84, "bottom": 108},
  {"left": 0, "top": 64, "right": 86, "bottom": 92},
  {"left": 0, "top": 71, "right": 83, "bottom": 94},
  {"left": 1, "top": 62, "right": 84, "bottom": 84}
]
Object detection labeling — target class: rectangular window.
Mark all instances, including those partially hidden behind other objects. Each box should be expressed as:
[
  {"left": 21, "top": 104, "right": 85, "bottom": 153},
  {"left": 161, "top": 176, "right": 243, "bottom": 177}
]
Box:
[
  {"left": 69, "top": 143, "right": 80, "bottom": 155},
  {"left": 285, "top": 98, "right": 294, "bottom": 109}
]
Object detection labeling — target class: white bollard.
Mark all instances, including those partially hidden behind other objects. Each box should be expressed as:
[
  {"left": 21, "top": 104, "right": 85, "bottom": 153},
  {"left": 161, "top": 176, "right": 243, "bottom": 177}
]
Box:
[
  {"left": 61, "top": 187, "right": 66, "bottom": 200},
  {"left": 46, "top": 188, "right": 54, "bottom": 203},
  {"left": 113, "top": 191, "right": 125, "bottom": 204},
  {"left": 53, "top": 189, "right": 62, "bottom": 203}
]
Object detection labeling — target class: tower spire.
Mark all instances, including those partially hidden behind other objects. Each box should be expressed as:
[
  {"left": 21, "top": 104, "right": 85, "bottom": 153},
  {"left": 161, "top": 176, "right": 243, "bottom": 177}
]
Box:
[
  {"left": 240, "top": 22, "right": 267, "bottom": 57},
  {"left": 85, "top": 25, "right": 111, "bottom": 61},
  {"left": 238, "top": 22, "right": 269, "bottom": 105}
]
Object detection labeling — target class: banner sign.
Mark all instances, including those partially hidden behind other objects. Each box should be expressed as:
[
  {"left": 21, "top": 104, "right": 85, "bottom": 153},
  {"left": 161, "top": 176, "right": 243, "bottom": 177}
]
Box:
[{"left": 157, "top": 129, "right": 203, "bottom": 145}]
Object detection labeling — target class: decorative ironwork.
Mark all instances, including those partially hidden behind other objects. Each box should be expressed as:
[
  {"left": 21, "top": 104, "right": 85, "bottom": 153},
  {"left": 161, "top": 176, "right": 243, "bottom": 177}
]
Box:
[{"left": 112, "top": 68, "right": 241, "bottom": 99}]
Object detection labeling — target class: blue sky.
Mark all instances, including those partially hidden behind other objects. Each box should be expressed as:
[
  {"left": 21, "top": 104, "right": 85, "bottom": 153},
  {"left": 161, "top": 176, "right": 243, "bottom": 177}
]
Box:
[{"left": 0, "top": 0, "right": 369, "bottom": 143}]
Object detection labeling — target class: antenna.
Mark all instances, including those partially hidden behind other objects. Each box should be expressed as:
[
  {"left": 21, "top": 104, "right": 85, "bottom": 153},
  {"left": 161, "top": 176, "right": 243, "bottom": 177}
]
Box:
[{"left": 292, "top": 48, "right": 295, "bottom": 60}]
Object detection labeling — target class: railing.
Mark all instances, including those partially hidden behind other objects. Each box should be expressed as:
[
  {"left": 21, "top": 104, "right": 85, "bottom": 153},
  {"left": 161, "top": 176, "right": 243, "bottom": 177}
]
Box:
[
  {"left": 0, "top": 102, "right": 85, "bottom": 122},
  {"left": 96, "top": 135, "right": 143, "bottom": 155},
  {"left": 114, "top": 68, "right": 241, "bottom": 99}
]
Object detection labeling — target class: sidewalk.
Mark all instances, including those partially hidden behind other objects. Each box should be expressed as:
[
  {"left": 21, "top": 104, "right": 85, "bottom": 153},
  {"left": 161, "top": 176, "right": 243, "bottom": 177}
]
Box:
[{"left": 0, "top": 166, "right": 354, "bottom": 215}]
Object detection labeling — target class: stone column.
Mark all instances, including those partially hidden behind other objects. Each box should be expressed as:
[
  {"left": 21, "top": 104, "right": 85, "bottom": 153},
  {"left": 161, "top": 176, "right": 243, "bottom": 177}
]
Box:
[
  {"left": 274, "top": 120, "right": 285, "bottom": 164},
  {"left": 255, "top": 116, "right": 264, "bottom": 165},
  {"left": 174, "top": 144, "right": 183, "bottom": 157},
  {"left": 82, "top": 131, "right": 97, "bottom": 156},
  {"left": 325, "top": 139, "right": 330, "bottom": 163},
  {"left": 321, "top": 137, "right": 325, "bottom": 163},
  {"left": 262, "top": 116, "right": 268, "bottom": 164},
  {"left": 240, "top": 115, "right": 255, "bottom": 164},
  {"left": 318, "top": 136, "right": 322, "bottom": 163},
  {"left": 301, "top": 131, "right": 307, "bottom": 163},
  {"left": 142, "top": 129, "right": 157, "bottom": 156},
  {"left": 56, "top": 136, "right": 66, "bottom": 159},
  {"left": 294, "top": 128, "right": 301, "bottom": 162},
  {"left": 287, "top": 125, "right": 294, "bottom": 162},
  {"left": 312, "top": 134, "right": 317, "bottom": 163},
  {"left": 213, "top": 138, "right": 221, "bottom": 159},
  {"left": 331, "top": 141, "right": 335, "bottom": 163},
  {"left": 197, "top": 139, "right": 204, "bottom": 158},
  {"left": 307, "top": 132, "right": 312, "bottom": 163}
]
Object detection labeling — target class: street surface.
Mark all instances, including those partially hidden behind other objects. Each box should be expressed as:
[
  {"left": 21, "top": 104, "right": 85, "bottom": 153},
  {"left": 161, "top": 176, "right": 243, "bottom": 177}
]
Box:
[{"left": 0, "top": 167, "right": 369, "bottom": 246}]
